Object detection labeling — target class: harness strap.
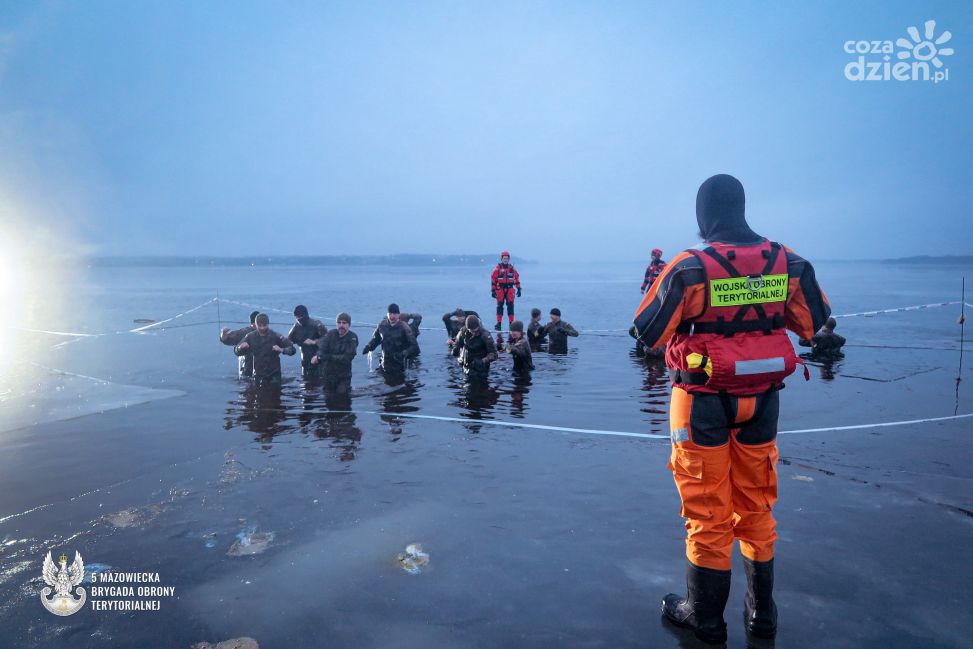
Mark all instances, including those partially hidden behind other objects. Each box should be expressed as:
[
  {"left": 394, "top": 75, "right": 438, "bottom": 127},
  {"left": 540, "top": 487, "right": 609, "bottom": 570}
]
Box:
[{"left": 670, "top": 369, "right": 710, "bottom": 386}]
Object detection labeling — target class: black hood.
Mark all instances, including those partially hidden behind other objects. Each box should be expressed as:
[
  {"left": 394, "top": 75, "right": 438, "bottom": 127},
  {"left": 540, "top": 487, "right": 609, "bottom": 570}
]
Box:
[{"left": 695, "top": 174, "right": 761, "bottom": 244}]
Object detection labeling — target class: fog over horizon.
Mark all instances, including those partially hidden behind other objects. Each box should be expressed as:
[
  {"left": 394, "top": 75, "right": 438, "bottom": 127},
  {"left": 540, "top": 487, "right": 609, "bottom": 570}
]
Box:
[{"left": 1, "top": 2, "right": 971, "bottom": 263}]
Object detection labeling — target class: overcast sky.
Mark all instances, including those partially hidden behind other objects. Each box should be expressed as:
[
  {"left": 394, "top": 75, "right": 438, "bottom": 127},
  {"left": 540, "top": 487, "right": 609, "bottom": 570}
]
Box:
[{"left": 1, "top": 1, "right": 970, "bottom": 261}]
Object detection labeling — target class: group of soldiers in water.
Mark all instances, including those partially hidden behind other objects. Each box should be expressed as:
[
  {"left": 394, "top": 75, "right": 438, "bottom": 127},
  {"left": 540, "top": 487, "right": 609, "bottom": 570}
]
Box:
[
  {"left": 220, "top": 279, "right": 843, "bottom": 395},
  {"left": 219, "top": 302, "right": 580, "bottom": 392}
]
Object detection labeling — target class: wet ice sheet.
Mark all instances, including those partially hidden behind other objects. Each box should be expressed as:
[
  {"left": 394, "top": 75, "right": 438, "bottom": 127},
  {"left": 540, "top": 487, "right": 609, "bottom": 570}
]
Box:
[
  {"left": 0, "top": 262, "right": 969, "bottom": 649},
  {"left": 0, "top": 365, "right": 183, "bottom": 434}
]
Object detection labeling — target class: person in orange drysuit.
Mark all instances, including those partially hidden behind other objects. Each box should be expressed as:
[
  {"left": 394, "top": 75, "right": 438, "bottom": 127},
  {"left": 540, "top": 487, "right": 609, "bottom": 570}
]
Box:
[
  {"left": 632, "top": 174, "right": 830, "bottom": 644},
  {"left": 490, "top": 251, "right": 521, "bottom": 331}
]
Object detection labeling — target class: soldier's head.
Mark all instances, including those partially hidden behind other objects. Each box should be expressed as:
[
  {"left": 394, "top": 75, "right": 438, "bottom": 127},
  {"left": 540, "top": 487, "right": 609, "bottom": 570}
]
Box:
[
  {"left": 500, "top": 250, "right": 510, "bottom": 264},
  {"left": 509, "top": 320, "right": 524, "bottom": 340},
  {"left": 651, "top": 248, "right": 662, "bottom": 260},
  {"left": 695, "top": 174, "right": 759, "bottom": 243},
  {"left": 336, "top": 313, "right": 351, "bottom": 335},
  {"left": 453, "top": 307, "right": 466, "bottom": 319},
  {"left": 530, "top": 308, "right": 541, "bottom": 322},
  {"left": 824, "top": 317, "right": 837, "bottom": 332},
  {"left": 293, "top": 304, "right": 309, "bottom": 325},
  {"left": 549, "top": 307, "right": 561, "bottom": 323},
  {"left": 387, "top": 303, "right": 400, "bottom": 324},
  {"left": 249, "top": 310, "right": 260, "bottom": 325},
  {"left": 465, "top": 315, "right": 480, "bottom": 333},
  {"left": 255, "top": 313, "right": 270, "bottom": 334}
]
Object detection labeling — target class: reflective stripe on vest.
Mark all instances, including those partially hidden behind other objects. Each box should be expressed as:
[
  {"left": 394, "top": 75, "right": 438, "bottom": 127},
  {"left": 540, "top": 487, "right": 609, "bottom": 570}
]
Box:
[{"left": 735, "top": 357, "right": 786, "bottom": 375}]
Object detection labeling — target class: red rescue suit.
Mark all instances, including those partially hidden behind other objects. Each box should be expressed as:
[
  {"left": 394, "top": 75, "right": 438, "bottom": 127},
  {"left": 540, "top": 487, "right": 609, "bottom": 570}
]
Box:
[
  {"left": 491, "top": 262, "right": 521, "bottom": 324},
  {"left": 641, "top": 258, "right": 667, "bottom": 292}
]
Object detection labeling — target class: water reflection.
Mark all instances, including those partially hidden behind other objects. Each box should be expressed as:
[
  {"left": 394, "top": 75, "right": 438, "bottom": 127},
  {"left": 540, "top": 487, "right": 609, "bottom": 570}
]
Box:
[
  {"left": 631, "top": 348, "right": 670, "bottom": 437},
  {"left": 356, "top": 364, "right": 422, "bottom": 437},
  {"left": 445, "top": 361, "right": 500, "bottom": 419},
  {"left": 309, "top": 410, "right": 362, "bottom": 462},
  {"left": 799, "top": 352, "right": 844, "bottom": 381},
  {"left": 224, "top": 383, "right": 291, "bottom": 443},
  {"left": 500, "top": 374, "right": 532, "bottom": 419}
]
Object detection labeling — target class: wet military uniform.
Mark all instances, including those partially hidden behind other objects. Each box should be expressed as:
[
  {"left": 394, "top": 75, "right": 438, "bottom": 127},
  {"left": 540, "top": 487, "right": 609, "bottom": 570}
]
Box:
[
  {"left": 401, "top": 313, "right": 422, "bottom": 338},
  {"left": 235, "top": 329, "right": 295, "bottom": 386},
  {"left": 453, "top": 327, "right": 498, "bottom": 380},
  {"left": 508, "top": 336, "right": 534, "bottom": 374},
  {"left": 443, "top": 310, "right": 479, "bottom": 341},
  {"left": 221, "top": 325, "right": 256, "bottom": 378},
  {"left": 800, "top": 329, "right": 846, "bottom": 360},
  {"left": 384, "top": 313, "right": 422, "bottom": 354},
  {"left": 317, "top": 329, "right": 359, "bottom": 396},
  {"left": 362, "top": 320, "right": 418, "bottom": 374},
  {"left": 543, "top": 321, "right": 579, "bottom": 354},
  {"left": 527, "top": 319, "right": 546, "bottom": 350},
  {"left": 288, "top": 318, "right": 328, "bottom": 378}
]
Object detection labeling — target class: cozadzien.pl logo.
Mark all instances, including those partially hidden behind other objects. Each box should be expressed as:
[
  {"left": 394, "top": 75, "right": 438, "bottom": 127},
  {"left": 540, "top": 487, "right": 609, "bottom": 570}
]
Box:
[{"left": 844, "top": 19, "right": 954, "bottom": 83}]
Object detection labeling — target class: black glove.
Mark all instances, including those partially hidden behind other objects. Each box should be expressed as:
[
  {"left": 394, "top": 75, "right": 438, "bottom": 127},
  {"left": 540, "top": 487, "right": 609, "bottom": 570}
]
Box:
[
  {"left": 491, "top": 289, "right": 496, "bottom": 299},
  {"left": 516, "top": 288, "right": 521, "bottom": 298},
  {"left": 361, "top": 348, "right": 370, "bottom": 355}
]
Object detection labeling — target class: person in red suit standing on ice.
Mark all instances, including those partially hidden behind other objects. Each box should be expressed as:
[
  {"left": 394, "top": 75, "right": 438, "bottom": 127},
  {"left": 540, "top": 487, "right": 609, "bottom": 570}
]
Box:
[{"left": 490, "top": 251, "right": 522, "bottom": 331}]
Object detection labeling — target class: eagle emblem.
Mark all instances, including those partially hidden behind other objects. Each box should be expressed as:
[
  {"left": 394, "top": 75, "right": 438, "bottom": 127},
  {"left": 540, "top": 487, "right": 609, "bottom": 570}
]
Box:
[{"left": 40, "top": 551, "right": 86, "bottom": 616}]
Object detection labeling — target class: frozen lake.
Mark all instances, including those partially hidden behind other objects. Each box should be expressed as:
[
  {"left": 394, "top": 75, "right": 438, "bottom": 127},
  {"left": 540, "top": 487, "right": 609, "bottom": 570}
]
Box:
[{"left": 0, "top": 259, "right": 970, "bottom": 648}]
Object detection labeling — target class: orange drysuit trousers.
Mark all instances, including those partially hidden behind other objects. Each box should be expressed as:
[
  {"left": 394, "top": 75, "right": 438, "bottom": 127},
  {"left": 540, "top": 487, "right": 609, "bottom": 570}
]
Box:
[{"left": 668, "top": 386, "right": 780, "bottom": 571}]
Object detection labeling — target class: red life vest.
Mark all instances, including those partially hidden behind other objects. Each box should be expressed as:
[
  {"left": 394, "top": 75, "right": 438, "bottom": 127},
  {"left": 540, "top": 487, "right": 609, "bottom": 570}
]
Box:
[
  {"left": 665, "top": 239, "right": 806, "bottom": 395},
  {"left": 649, "top": 258, "right": 666, "bottom": 280},
  {"left": 494, "top": 263, "right": 518, "bottom": 289}
]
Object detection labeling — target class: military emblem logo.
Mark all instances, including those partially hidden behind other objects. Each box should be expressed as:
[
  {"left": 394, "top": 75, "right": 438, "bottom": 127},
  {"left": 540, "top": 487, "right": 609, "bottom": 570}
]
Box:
[{"left": 40, "top": 551, "right": 86, "bottom": 616}]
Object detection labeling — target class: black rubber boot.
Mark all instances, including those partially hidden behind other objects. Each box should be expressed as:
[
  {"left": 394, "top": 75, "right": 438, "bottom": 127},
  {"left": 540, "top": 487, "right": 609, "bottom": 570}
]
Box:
[
  {"left": 661, "top": 562, "right": 731, "bottom": 645},
  {"left": 743, "top": 557, "right": 777, "bottom": 638},
  {"left": 494, "top": 321, "right": 502, "bottom": 331}
]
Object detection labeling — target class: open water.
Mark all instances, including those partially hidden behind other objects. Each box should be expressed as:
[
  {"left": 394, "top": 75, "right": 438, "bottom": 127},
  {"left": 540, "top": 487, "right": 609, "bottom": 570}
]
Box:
[{"left": 0, "top": 260, "right": 970, "bottom": 648}]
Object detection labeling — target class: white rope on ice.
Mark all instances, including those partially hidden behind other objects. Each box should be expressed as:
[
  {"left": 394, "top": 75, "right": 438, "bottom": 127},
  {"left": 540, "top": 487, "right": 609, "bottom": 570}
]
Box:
[
  {"left": 12, "top": 297, "right": 219, "bottom": 340},
  {"left": 835, "top": 300, "right": 965, "bottom": 318},
  {"left": 11, "top": 327, "right": 104, "bottom": 338},
  {"left": 350, "top": 409, "right": 973, "bottom": 440},
  {"left": 21, "top": 360, "right": 113, "bottom": 384},
  {"left": 216, "top": 297, "right": 292, "bottom": 316},
  {"left": 358, "top": 410, "right": 669, "bottom": 439},
  {"left": 128, "top": 297, "right": 217, "bottom": 333},
  {"left": 777, "top": 412, "right": 973, "bottom": 434}
]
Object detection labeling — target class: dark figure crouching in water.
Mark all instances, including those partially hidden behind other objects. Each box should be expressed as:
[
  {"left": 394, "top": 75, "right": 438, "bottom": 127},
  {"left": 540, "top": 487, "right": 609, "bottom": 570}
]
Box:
[{"left": 799, "top": 317, "right": 845, "bottom": 360}]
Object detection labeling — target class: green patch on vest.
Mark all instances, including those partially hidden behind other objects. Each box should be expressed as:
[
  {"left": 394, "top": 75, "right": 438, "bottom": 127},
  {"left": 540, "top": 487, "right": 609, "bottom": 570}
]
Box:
[{"left": 709, "top": 274, "right": 788, "bottom": 306}]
